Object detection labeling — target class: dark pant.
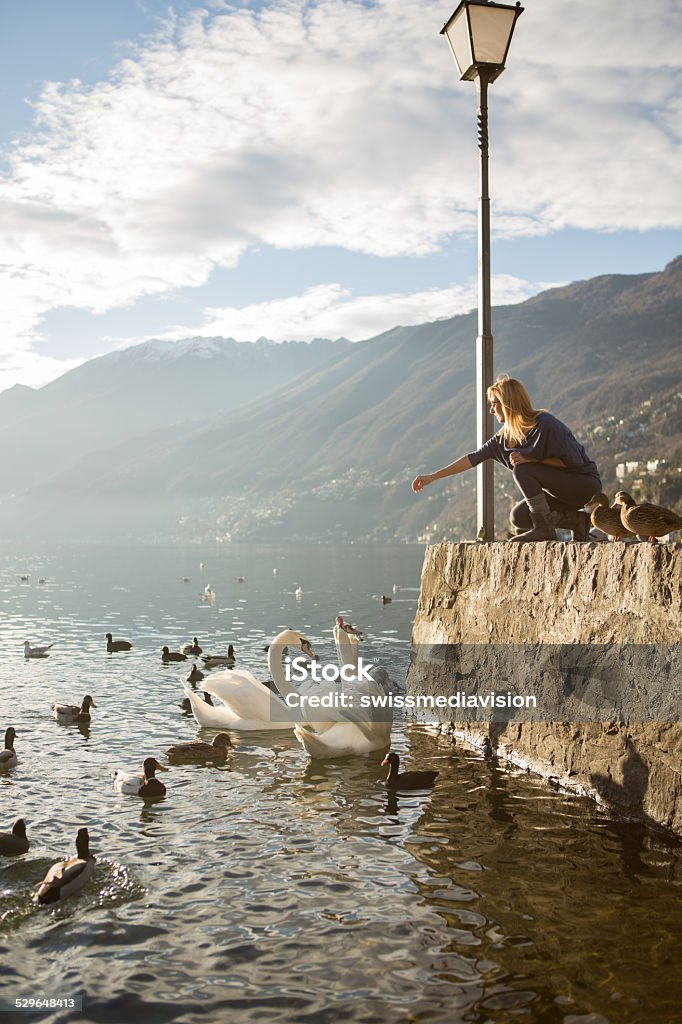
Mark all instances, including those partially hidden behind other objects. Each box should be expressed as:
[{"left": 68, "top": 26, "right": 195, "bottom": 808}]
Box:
[{"left": 510, "top": 464, "right": 601, "bottom": 530}]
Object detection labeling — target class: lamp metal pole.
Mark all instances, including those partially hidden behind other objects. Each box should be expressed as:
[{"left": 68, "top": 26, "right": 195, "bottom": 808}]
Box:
[{"left": 475, "top": 67, "right": 494, "bottom": 541}]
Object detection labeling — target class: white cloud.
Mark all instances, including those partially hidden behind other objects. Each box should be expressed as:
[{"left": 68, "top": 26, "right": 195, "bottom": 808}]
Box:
[
  {"left": 0, "top": 0, "right": 680, "bottom": 388},
  {"left": 158, "top": 273, "right": 557, "bottom": 343}
]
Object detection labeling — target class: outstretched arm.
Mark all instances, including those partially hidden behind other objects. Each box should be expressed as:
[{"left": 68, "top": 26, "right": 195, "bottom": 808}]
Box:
[{"left": 412, "top": 455, "right": 473, "bottom": 493}]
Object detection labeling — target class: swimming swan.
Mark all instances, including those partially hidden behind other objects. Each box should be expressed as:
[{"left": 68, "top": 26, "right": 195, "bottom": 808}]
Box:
[
  {"left": 184, "top": 632, "right": 314, "bottom": 731},
  {"left": 268, "top": 628, "right": 392, "bottom": 759},
  {"left": 334, "top": 618, "right": 397, "bottom": 694}
]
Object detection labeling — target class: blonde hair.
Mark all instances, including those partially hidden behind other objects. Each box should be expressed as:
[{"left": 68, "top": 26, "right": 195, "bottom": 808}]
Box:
[{"left": 487, "top": 375, "right": 542, "bottom": 446}]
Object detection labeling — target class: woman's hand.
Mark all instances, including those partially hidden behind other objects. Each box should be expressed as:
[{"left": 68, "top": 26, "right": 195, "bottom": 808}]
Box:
[
  {"left": 412, "top": 474, "right": 432, "bottom": 493},
  {"left": 509, "top": 451, "right": 535, "bottom": 467}
]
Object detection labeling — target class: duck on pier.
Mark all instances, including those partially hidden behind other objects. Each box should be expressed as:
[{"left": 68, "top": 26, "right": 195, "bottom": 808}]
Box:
[
  {"left": 614, "top": 492, "right": 682, "bottom": 542},
  {"left": 586, "top": 493, "right": 636, "bottom": 541}
]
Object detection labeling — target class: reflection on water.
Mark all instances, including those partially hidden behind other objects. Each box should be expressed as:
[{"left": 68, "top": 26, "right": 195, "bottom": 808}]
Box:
[{"left": 0, "top": 544, "right": 680, "bottom": 1023}]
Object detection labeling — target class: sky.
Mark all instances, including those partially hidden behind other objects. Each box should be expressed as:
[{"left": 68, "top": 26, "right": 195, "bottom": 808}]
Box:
[{"left": 0, "top": 0, "right": 681, "bottom": 394}]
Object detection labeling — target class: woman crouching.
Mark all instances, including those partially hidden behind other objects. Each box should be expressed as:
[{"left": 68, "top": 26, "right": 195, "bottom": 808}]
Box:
[{"left": 412, "top": 376, "right": 601, "bottom": 541}]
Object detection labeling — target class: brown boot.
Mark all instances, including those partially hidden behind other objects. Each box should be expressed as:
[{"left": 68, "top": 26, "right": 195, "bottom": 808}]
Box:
[{"left": 509, "top": 493, "right": 557, "bottom": 542}]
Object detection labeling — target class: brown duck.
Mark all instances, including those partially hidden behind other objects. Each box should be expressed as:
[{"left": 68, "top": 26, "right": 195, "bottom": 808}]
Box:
[
  {"left": 34, "top": 828, "right": 95, "bottom": 904},
  {"left": 179, "top": 690, "right": 215, "bottom": 713},
  {"left": 113, "top": 757, "right": 169, "bottom": 796},
  {"left": 51, "top": 695, "right": 96, "bottom": 723},
  {"left": 162, "top": 646, "right": 187, "bottom": 663},
  {"left": 586, "top": 493, "right": 636, "bottom": 541},
  {"left": 166, "top": 733, "right": 234, "bottom": 761},
  {"left": 614, "top": 491, "right": 682, "bottom": 542},
  {"left": 0, "top": 818, "right": 29, "bottom": 856},
  {"left": 106, "top": 633, "right": 132, "bottom": 652}
]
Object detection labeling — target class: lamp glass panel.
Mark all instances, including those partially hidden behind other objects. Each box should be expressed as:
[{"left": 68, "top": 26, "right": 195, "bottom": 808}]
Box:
[
  {"left": 445, "top": 7, "right": 473, "bottom": 77},
  {"left": 469, "top": 5, "right": 516, "bottom": 65}
]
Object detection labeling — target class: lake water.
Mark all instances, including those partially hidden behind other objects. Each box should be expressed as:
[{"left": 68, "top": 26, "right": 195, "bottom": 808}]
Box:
[{"left": 0, "top": 543, "right": 680, "bottom": 1024}]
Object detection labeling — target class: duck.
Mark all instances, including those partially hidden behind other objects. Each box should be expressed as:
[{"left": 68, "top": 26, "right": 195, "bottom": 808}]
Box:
[
  {"left": 186, "top": 663, "right": 205, "bottom": 685},
  {"left": 24, "top": 640, "right": 53, "bottom": 658},
  {"left": 332, "top": 616, "right": 395, "bottom": 691},
  {"left": 0, "top": 818, "right": 29, "bottom": 856},
  {"left": 614, "top": 491, "right": 682, "bottom": 542},
  {"left": 166, "top": 733, "right": 234, "bottom": 760},
  {"left": 52, "top": 695, "right": 96, "bottom": 723},
  {"left": 379, "top": 595, "right": 392, "bottom": 604},
  {"left": 181, "top": 637, "right": 203, "bottom": 656},
  {"left": 0, "top": 727, "right": 18, "bottom": 769},
  {"left": 162, "top": 646, "right": 187, "bottom": 663},
  {"left": 106, "top": 632, "right": 132, "bottom": 652},
  {"left": 179, "top": 690, "right": 214, "bottom": 712},
  {"left": 34, "top": 828, "right": 95, "bottom": 904},
  {"left": 202, "top": 645, "right": 235, "bottom": 669},
  {"left": 113, "top": 757, "right": 169, "bottom": 796},
  {"left": 381, "top": 752, "right": 439, "bottom": 790},
  {"left": 586, "top": 493, "right": 636, "bottom": 541},
  {"left": 335, "top": 615, "right": 364, "bottom": 642}
]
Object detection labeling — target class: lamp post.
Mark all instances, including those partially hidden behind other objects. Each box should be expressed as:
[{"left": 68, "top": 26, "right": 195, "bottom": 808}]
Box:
[{"left": 441, "top": 0, "right": 523, "bottom": 541}]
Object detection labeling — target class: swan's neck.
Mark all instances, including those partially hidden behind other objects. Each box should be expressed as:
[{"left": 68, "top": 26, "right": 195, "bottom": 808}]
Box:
[
  {"left": 334, "top": 625, "right": 359, "bottom": 671},
  {"left": 267, "top": 640, "right": 297, "bottom": 700}
]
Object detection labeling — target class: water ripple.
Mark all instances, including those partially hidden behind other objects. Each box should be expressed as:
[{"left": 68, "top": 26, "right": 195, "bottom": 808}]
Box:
[{"left": 0, "top": 544, "right": 680, "bottom": 1023}]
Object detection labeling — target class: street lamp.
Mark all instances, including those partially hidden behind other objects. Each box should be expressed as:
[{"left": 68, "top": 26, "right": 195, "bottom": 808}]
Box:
[{"left": 441, "top": 0, "right": 523, "bottom": 541}]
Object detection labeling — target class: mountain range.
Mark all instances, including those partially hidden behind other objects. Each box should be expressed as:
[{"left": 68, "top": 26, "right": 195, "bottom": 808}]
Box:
[{"left": 1, "top": 257, "right": 680, "bottom": 544}]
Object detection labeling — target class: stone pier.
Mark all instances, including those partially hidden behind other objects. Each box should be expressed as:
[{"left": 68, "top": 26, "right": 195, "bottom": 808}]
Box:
[{"left": 407, "top": 542, "right": 682, "bottom": 835}]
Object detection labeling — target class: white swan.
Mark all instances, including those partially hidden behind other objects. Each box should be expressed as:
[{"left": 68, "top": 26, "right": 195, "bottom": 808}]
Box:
[
  {"left": 183, "top": 632, "right": 315, "bottom": 731},
  {"left": 268, "top": 628, "right": 392, "bottom": 759},
  {"left": 334, "top": 618, "right": 360, "bottom": 670},
  {"left": 334, "top": 617, "right": 398, "bottom": 694}
]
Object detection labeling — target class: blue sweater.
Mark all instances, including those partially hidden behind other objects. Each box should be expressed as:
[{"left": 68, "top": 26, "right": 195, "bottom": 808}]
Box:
[{"left": 467, "top": 412, "right": 600, "bottom": 476}]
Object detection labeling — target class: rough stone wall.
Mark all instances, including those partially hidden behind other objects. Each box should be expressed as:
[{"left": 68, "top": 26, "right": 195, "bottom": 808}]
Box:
[{"left": 407, "top": 542, "right": 682, "bottom": 834}]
